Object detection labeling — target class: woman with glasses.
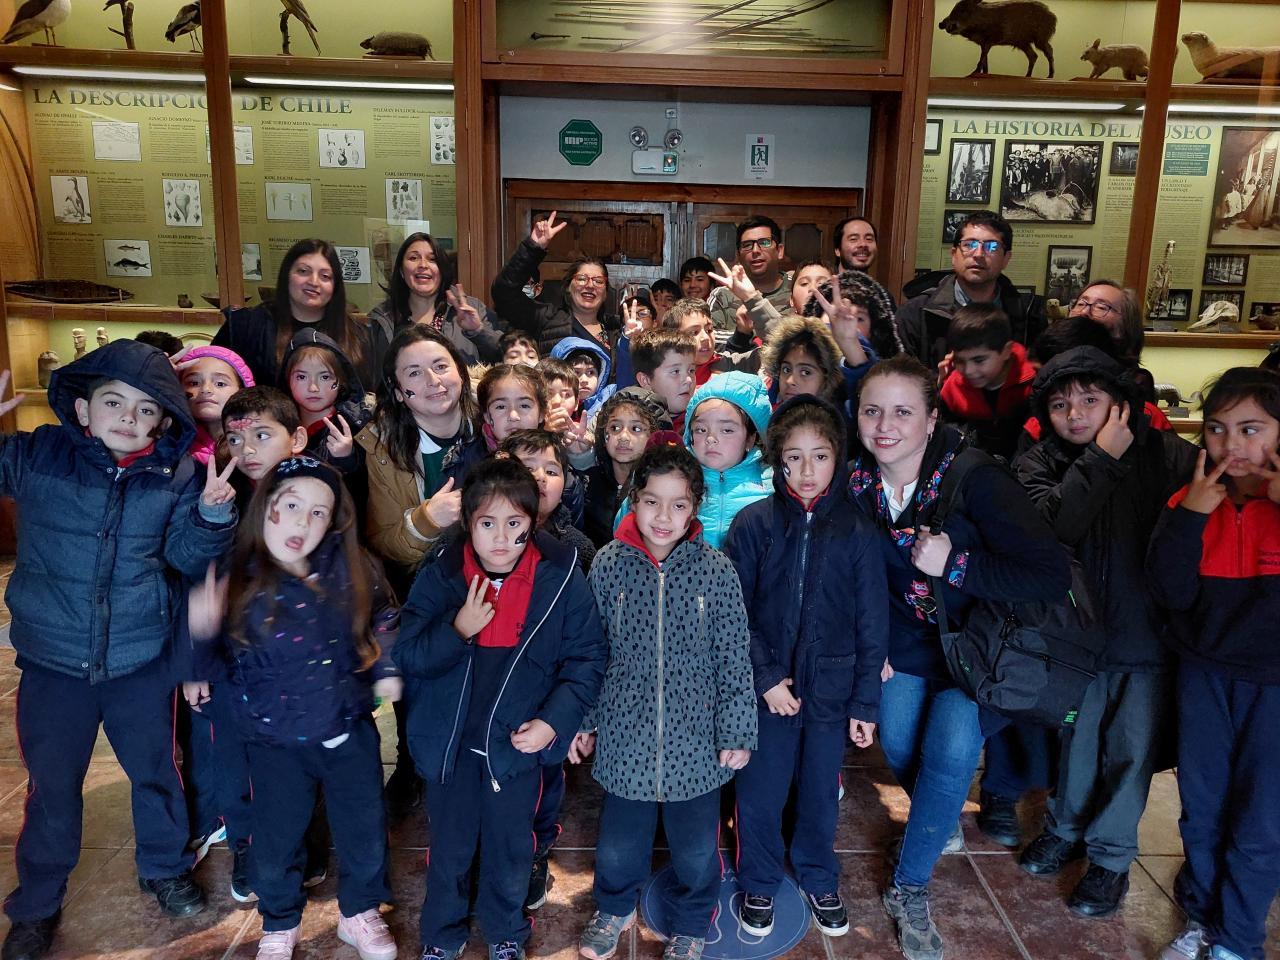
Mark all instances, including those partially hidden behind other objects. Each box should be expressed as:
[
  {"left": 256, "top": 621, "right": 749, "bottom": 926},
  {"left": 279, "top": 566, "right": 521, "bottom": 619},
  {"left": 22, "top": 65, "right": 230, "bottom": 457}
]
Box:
[
  {"left": 491, "top": 210, "right": 621, "bottom": 359},
  {"left": 848, "top": 355, "right": 1068, "bottom": 960}
]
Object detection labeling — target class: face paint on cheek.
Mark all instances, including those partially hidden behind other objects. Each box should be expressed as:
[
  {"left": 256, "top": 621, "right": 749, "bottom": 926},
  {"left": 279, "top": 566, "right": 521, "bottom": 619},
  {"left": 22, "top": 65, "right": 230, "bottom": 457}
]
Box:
[
  {"left": 267, "top": 505, "right": 280, "bottom": 525},
  {"left": 782, "top": 464, "right": 791, "bottom": 477},
  {"left": 227, "top": 418, "right": 254, "bottom": 431},
  {"left": 514, "top": 530, "right": 529, "bottom": 545}
]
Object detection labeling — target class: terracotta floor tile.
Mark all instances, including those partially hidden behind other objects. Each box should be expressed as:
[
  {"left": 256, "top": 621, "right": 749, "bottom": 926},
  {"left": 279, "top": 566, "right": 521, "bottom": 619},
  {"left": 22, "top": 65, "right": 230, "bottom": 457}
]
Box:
[
  {"left": 0, "top": 761, "right": 133, "bottom": 850},
  {"left": 1139, "top": 856, "right": 1280, "bottom": 959},
  {"left": 975, "top": 847, "right": 1184, "bottom": 959},
  {"left": 832, "top": 766, "right": 910, "bottom": 854},
  {"left": 0, "top": 847, "right": 121, "bottom": 945},
  {"left": 557, "top": 763, "right": 605, "bottom": 850},
  {"left": 1137, "top": 773, "right": 1184, "bottom": 856}
]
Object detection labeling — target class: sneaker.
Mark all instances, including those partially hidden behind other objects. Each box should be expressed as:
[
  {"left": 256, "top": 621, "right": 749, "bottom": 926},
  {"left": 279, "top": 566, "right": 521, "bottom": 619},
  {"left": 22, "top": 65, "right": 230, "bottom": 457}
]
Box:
[
  {"left": 578, "top": 909, "right": 635, "bottom": 960},
  {"left": 882, "top": 884, "right": 944, "bottom": 960},
  {"left": 662, "top": 936, "right": 704, "bottom": 960},
  {"left": 804, "top": 891, "right": 850, "bottom": 937},
  {"left": 1209, "top": 947, "right": 1245, "bottom": 960},
  {"left": 887, "top": 825, "right": 964, "bottom": 868},
  {"left": 525, "top": 852, "right": 551, "bottom": 911},
  {"left": 138, "top": 872, "right": 207, "bottom": 918},
  {"left": 337, "top": 908, "right": 398, "bottom": 960},
  {"left": 303, "top": 853, "right": 328, "bottom": 889},
  {"left": 231, "top": 844, "right": 257, "bottom": 903},
  {"left": 1, "top": 909, "right": 60, "bottom": 960},
  {"left": 975, "top": 790, "right": 1021, "bottom": 847},
  {"left": 1158, "top": 921, "right": 1209, "bottom": 960},
  {"left": 1019, "top": 831, "right": 1085, "bottom": 877},
  {"left": 489, "top": 941, "right": 525, "bottom": 960},
  {"left": 256, "top": 927, "right": 299, "bottom": 960},
  {"left": 189, "top": 824, "right": 227, "bottom": 865},
  {"left": 419, "top": 947, "right": 465, "bottom": 960},
  {"left": 1067, "top": 864, "right": 1129, "bottom": 919},
  {"left": 738, "top": 894, "right": 774, "bottom": 937}
]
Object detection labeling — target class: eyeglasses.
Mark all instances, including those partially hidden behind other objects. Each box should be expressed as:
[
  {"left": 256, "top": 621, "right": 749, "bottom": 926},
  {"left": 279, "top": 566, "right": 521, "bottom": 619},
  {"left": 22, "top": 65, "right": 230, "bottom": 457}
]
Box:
[
  {"left": 737, "top": 238, "right": 776, "bottom": 252},
  {"left": 572, "top": 276, "right": 607, "bottom": 288},
  {"left": 1072, "top": 296, "right": 1120, "bottom": 318},
  {"left": 958, "top": 239, "right": 1003, "bottom": 255}
]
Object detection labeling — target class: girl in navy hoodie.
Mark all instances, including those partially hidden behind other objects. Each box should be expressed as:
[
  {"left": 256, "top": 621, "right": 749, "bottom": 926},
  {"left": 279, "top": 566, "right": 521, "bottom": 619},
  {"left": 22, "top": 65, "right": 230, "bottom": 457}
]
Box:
[
  {"left": 396, "top": 457, "right": 606, "bottom": 960},
  {"left": 187, "top": 457, "right": 401, "bottom": 960},
  {"left": 1148, "top": 368, "right": 1280, "bottom": 960}
]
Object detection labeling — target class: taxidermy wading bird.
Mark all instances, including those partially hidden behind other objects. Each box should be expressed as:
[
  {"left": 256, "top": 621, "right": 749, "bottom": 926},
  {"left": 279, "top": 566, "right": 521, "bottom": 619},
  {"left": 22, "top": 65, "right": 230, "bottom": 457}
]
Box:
[
  {"left": 2, "top": 0, "right": 71, "bottom": 45},
  {"left": 165, "top": 0, "right": 201, "bottom": 50},
  {"left": 279, "top": 0, "right": 320, "bottom": 54}
]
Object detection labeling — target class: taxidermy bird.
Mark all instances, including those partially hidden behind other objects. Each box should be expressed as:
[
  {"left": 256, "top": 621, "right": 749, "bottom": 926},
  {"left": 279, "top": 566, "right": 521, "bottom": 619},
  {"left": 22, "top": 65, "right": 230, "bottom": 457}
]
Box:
[
  {"left": 279, "top": 0, "right": 320, "bottom": 54},
  {"left": 165, "top": 0, "right": 201, "bottom": 50},
  {"left": 2, "top": 0, "right": 71, "bottom": 46}
]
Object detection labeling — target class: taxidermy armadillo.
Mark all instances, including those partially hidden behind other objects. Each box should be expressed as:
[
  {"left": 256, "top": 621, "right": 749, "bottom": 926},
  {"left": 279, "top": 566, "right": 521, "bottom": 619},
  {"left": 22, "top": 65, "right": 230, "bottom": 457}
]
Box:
[
  {"left": 1181, "top": 31, "right": 1280, "bottom": 80},
  {"left": 360, "top": 32, "right": 434, "bottom": 59}
]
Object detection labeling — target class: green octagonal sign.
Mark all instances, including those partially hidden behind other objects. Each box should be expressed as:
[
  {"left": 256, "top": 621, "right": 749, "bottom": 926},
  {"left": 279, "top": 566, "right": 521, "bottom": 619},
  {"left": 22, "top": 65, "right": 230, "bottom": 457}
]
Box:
[{"left": 559, "top": 119, "right": 602, "bottom": 167}]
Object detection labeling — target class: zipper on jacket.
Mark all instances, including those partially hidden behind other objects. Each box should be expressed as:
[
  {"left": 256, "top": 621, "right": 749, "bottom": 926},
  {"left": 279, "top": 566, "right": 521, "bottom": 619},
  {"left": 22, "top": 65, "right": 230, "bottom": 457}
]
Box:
[
  {"left": 796, "top": 512, "right": 814, "bottom": 613},
  {"left": 655, "top": 568, "right": 666, "bottom": 802},
  {"left": 482, "top": 564, "right": 575, "bottom": 792},
  {"left": 441, "top": 659, "right": 473, "bottom": 783},
  {"left": 1236, "top": 506, "right": 1244, "bottom": 578}
]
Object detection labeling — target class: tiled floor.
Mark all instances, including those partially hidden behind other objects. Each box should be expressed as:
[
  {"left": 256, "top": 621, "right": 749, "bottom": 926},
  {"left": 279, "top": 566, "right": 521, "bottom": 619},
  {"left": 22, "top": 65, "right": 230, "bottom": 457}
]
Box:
[{"left": 0, "top": 552, "right": 1274, "bottom": 959}]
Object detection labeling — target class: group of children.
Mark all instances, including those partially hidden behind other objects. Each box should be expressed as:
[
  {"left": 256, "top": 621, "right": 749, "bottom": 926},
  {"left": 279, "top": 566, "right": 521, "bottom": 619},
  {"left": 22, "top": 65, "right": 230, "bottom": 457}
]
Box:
[{"left": 0, "top": 266, "right": 1276, "bottom": 960}]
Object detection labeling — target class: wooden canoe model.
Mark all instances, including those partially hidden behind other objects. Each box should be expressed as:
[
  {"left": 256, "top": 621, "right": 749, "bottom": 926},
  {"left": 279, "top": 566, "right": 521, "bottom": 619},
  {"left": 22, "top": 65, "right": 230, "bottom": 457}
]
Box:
[{"left": 5, "top": 279, "right": 134, "bottom": 304}]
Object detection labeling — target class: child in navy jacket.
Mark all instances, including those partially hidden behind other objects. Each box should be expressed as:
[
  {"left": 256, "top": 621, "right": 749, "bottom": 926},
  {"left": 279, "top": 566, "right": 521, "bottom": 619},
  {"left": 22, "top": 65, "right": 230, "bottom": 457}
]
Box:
[
  {"left": 187, "top": 457, "right": 401, "bottom": 960},
  {"left": 396, "top": 457, "right": 605, "bottom": 960},
  {"left": 1148, "top": 368, "right": 1280, "bottom": 960},
  {"left": 724, "top": 395, "right": 889, "bottom": 938},
  {"left": 0, "top": 342, "right": 237, "bottom": 959}
]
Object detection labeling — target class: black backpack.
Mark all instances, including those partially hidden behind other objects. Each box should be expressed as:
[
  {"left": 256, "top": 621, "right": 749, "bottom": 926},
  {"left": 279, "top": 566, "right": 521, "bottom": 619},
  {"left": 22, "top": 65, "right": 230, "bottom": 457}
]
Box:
[{"left": 926, "top": 450, "right": 1105, "bottom": 728}]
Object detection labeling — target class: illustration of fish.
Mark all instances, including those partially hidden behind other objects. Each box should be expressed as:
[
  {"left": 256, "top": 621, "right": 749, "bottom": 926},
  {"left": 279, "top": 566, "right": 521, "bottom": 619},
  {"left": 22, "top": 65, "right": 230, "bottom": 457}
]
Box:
[
  {"left": 116, "top": 243, "right": 143, "bottom": 251},
  {"left": 111, "top": 258, "right": 150, "bottom": 270}
]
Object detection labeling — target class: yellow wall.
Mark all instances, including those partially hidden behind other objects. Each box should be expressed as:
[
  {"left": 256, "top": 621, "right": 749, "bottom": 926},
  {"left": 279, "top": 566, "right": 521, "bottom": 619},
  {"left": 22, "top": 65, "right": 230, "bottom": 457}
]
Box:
[{"left": 1144, "top": 344, "right": 1268, "bottom": 404}]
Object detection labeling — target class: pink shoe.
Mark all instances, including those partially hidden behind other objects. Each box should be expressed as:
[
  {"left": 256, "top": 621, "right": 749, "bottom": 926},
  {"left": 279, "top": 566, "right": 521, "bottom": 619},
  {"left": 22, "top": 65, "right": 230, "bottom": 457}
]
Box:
[
  {"left": 256, "top": 926, "right": 299, "bottom": 960},
  {"left": 337, "top": 908, "right": 398, "bottom": 960}
]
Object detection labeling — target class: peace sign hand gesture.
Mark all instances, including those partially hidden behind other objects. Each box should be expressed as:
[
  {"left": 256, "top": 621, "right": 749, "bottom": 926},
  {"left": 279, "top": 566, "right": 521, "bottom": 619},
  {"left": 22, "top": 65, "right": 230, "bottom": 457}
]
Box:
[
  {"left": 813, "top": 281, "right": 867, "bottom": 366},
  {"left": 201, "top": 455, "right": 239, "bottom": 507},
  {"left": 0, "top": 370, "right": 25, "bottom": 419},
  {"left": 323, "top": 414, "right": 354, "bottom": 459},
  {"left": 453, "top": 574, "right": 495, "bottom": 639},
  {"left": 708, "top": 257, "right": 757, "bottom": 303},
  {"left": 530, "top": 210, "right": 568, "bottom": 250},
  {"left": 446, "top": 283, "right": 483, "bottom": 332},
  {"left": 1182, "top": 449, "right": 1230, "bottom": 515},
  {"left": 621, "top": 298, "right": 646, "bottom": 338}
]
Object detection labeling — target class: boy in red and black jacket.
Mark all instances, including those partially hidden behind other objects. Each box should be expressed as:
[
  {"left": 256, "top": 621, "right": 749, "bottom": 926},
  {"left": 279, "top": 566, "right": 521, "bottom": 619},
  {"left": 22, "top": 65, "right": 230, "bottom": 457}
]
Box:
[{"left": 938, "top": 304, "right": 1036, "bottom": 461}]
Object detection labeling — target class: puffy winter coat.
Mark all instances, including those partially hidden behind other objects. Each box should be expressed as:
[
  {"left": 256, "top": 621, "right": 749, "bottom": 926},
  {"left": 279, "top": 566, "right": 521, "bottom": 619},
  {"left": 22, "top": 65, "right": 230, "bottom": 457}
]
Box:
[
  {"left": 491, "top": 238, "right": 621, "bottom": 357},
  {"left": 0, "top": 340, "right": 236, "bottom": 683},
  {"left": 279, "top": 328, "right": 373, "bottom": 471},
  {"left": 587, "top": 517, "right": 757, "bottom": 802},
  {"left": 396, "top": 531, "right": 606, "bottom": 786},
  {"left": 1013, "top": 347, "right": 1198, "bottom": 671},
  {"left": 550, "top": 336, "right": 618, "bottom": 420},
  {"left": 723, "top": 395, "right": 890, "bottom": 724}
]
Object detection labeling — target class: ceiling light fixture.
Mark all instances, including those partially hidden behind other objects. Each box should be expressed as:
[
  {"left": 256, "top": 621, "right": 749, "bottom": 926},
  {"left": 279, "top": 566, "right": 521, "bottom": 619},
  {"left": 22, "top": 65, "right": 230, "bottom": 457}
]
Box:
[{"left": 242, "top": 76, "right": 453, "bottom": 92}]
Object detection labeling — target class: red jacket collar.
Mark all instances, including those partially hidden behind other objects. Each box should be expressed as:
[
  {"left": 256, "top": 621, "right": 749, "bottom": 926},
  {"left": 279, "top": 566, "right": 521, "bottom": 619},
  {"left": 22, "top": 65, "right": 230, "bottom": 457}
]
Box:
[
  {"left": 116, "top": 441, "right": 157, "bottom": 469},
  {"left": 939, "top": 342, "right": 1035, "bottom": 419},
  {"left": 615, "top": 513, "right": 703, "bottom": 567}
]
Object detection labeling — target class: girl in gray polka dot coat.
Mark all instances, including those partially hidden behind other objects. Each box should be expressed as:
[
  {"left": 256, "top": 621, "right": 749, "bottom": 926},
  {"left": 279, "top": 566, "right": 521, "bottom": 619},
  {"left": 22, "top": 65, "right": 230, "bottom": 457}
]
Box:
[{"left": 572, "top": 444, "right": 756, "bottom": 959}]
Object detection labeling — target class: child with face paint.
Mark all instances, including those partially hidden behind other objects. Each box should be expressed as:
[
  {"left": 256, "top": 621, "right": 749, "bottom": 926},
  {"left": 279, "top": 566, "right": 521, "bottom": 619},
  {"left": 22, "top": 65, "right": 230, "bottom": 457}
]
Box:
[
  {"left": 280, "top": 330, "right": 373, "bottom": 475},
  {"left": 179, "top": 345, "right": 255, "bottom": 465},
  {"left": 396, "top": 457, "right": 605, "bottom": 960},
  {"left": 478, "top": 363, "right": 547, "bottom": 452},
  {"left": 186, "top": 457, "right": 402, "bottom": 960}
]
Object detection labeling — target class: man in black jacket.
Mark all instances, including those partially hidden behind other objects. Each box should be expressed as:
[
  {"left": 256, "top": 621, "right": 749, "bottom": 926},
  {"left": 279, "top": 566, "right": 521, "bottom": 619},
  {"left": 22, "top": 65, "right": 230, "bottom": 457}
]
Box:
[{"left": 897, "top": 211, "right": 1046, "bottom": 373}]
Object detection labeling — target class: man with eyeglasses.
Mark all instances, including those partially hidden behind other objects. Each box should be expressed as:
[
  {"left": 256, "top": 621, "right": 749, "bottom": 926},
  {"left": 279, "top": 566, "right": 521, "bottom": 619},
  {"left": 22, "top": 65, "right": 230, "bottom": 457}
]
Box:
[
  {"left": 897, "top": 210, "right": 1046, "bottom": 372},
  {"left": 708, "top": 215, "right": 793, "bottom": 346}
]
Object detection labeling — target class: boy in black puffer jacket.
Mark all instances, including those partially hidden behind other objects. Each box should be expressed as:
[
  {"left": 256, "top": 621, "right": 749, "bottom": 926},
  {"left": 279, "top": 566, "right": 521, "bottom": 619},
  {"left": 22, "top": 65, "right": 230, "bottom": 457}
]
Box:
[
  {"left": 723, "top": 396, "right": 889, "bottom": 939},
  {"left": 0, "top": 342, "right": 238, "bottom": 959},
  {"left": 1013, "top": 346, "right": 1197, "bottom": 918}
]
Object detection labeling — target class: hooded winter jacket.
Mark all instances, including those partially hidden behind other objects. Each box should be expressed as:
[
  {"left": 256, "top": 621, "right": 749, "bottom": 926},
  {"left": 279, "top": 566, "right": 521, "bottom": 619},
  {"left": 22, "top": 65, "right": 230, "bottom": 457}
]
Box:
[
  {"left": 279, "top": 328, "right": 374, "bottom": 469},
  {"left": 550, "top": 336, "right": 618, "bottom": 421},
  {"left": 491, "top": 238, "right": 621, "bottom": 358},
  {"left": 939, "top": 341, "right": 1037, "bottom": 459},
  {"left": 396, "top": 531, "right": 606, "bottom": 786},
  {"left": 587, "top": 516, "right": 757, "bottom": 802},
  {"left": 723, "top": 395, "right": 890, "bottom": 724},
  {"left": 1013, "top": 347, "right": 1198, "bottom": 672},
  {"left": 0, "top": 340, "right": 236, "bottom": 683}
]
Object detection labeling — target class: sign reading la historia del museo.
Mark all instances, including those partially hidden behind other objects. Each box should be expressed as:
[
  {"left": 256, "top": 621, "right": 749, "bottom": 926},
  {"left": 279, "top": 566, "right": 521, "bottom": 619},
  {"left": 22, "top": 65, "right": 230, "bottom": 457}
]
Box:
[
  {"left": 25, "top": 82, "right": 457, "bottom": 310},
  {"left": 559, "top": 119, "right": 603, "bottom": 167}
]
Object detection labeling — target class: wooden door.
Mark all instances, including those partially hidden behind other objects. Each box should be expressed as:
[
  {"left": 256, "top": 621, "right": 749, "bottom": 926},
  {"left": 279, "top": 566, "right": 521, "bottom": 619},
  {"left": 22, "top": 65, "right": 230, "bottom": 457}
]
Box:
[{"left": 690, "top": 201, "right": 859, "bottom": 272}]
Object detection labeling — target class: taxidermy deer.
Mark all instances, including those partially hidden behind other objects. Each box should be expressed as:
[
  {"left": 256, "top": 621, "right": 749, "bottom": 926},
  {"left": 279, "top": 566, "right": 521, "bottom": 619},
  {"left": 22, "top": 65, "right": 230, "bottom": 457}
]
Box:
[
  {"left": 939, "top": 0, "right": 1058, "bottom": 77},
  {"left": 1080, "top": 38, "right": 1149, "bottom": 80},
  {"left": 1181, "top": 31, "right": 1280, "bottom": 81}
]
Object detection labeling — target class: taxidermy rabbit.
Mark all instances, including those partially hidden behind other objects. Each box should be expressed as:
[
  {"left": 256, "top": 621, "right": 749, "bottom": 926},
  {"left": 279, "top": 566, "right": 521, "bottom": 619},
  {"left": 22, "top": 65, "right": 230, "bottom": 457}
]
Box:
[
  {"left": 1080, "top": 38, "right": 1149, "bottom": 80},
  {"left": 938, "top": 0, "right": 1058, "bottom": 77}
]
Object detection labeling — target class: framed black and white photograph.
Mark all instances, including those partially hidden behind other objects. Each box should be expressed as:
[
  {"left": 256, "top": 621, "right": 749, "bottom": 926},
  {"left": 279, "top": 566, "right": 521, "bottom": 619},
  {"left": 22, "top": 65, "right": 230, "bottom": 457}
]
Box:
[
  {"left": 946, "top": 139, "right": 994, "bottom": 204},
  {"left": 1248, "top": 301, "right": 1280, "bottom": 327},
  {"left": 999, "top": 141, "right": 1102, "bottom": 224},
  {"left": 1198, "top": 290, "right": 1244, "bottom": 318},
  {"left": 1109, "top": 142, "right": 1139, "bottom": 176},
  {"left": 1044, "top": 246, "right": 1092, "bottom": 304},
  {"left": 1203, "top": 253, "right": 1249, "bottom": 286},
  {"left": 1209, "top": 127, "right": 1280, "bottom": 248},
  {"left": 1150, "top": 288, "right": 1192, "bottom": 320},
  {"left": 941, "top": 209, "right": 970, "bottom": 245},
  {"left": 925, "top": 119, "right": 942, "bottom": 156}
]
